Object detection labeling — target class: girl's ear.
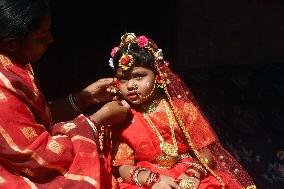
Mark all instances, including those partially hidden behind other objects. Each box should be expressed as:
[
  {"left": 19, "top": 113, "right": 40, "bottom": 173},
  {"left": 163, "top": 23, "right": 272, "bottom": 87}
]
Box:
[
  {"left": 155, "top": 74, "right": 163, "bottom": 89},
  {"left": 155, "top": 74, "right": 162, "bottom": 83},
  {"left": 115, "top": 79, "right": 120, "bottom": 89}
]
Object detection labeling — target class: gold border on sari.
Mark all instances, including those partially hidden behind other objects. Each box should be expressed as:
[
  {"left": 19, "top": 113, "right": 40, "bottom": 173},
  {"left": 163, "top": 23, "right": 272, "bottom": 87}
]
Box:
[
  {"left": 65, "top": 173, "right": 99, "bottom": 188},
  {"left": 0, "top": 125, "right": 67, "bottom": 175}
]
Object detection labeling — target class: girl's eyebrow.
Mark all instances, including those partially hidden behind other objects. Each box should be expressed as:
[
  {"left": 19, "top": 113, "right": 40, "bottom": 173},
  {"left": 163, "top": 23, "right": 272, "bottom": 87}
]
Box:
[{"left": 131, "top": 70, "right": 147, "bottom": 75}]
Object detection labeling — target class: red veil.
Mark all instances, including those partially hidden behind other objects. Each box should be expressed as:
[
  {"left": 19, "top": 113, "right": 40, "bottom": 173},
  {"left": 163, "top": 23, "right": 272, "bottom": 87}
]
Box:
[{"left": 155, "top": 60, "right": 256, "bottom": 189}]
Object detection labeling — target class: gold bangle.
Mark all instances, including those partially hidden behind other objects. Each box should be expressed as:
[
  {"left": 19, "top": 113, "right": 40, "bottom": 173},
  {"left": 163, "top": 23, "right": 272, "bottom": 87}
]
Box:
[{"left": 68, "top": 93, "right": 82, "bottom": 113}]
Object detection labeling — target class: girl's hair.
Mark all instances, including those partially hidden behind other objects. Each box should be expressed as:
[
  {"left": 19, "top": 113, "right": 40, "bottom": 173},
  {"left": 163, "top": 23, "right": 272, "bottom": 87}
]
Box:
[
  {"left": 0, "top": 0, "right": 50, "bottom": 41},
  {"left": 113, "top": 43, "right": 155, "bottom": 70}
]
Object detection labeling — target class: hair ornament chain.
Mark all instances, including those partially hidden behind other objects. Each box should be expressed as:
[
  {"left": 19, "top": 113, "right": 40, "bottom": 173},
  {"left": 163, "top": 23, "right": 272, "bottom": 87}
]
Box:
[{"left": 109, "top": 33, "right": 165, "bottom": 70}]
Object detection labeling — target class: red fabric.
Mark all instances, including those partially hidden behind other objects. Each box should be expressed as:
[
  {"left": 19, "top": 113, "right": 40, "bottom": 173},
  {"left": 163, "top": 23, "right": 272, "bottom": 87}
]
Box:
[
  {"left": 0, "top": 54, "right": 106, "bottom": 188},
  {"left": 111, "top": 62, "right": 256, "bottom": 188},
  {"left": 112, "top": 108, "right": 242, "bottom": 189}
]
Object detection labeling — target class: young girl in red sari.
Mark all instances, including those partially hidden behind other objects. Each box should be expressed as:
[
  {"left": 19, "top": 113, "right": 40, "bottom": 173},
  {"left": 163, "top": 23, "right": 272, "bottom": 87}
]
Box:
[{"left": 109, "top": 33, "right": 256, "bottom": 189}]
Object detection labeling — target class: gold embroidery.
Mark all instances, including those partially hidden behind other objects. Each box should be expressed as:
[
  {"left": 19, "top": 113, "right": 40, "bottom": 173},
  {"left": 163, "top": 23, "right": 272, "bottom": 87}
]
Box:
[
  {"left": 22, "top": 168, "right": 35, "bottom": 177},
  {"left": 71, "top": 135, "right": 96, "bottom": 145},
  {"left": 112, "top": 142, "right": 134, "bottom": 166},
  {"left": 183, "top": 102, "right": 198, "bottom": 121},
  {"left": 26, "top": 64, "right": 39, "bottom": 98},
  {"left": 65, "top": 173, "right": 99, "bottom": 188},
  {"left": 0, "top": 176, "right": 6, "bottom": 184},
  {"left": 53, "top": 135, "right": 68, "bottom": 140},
  {"left": 233, "top": 168, "right": 239, "bottom": 174},
  {"left": 0, "top": 54, "right": 12, "bottom": 66},
  {"left": 47, "top": 140, "right": 63, "bottom": 154},
  {"left": 0, "top": 90, "right": 7, "bottom": 102},
  {"left": 62, "top": 123, "right": 77, "bottom": 132},
  {"left": 21, "top": 127, "right": 38, "bottom": 140},
  {"left": 244, "top": 185, "right": 257, "bottom": 189},
  {"left": 0, "top": 72, "right": 17, "bottom": 93},
  {"left": 0, "top": 125, "right": 67, "bottom": 174},
  {"left": 99, "top": 126, "right": 105, "bottom": 151}
]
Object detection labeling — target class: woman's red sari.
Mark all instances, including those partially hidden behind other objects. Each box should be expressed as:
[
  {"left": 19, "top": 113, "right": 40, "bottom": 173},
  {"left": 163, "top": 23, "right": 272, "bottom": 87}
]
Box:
[{"left": 0, "top": 54, "right": 109, "bottom": 188}]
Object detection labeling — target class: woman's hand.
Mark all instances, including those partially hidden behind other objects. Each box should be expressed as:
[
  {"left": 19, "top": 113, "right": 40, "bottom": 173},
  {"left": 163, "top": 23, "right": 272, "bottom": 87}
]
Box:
[
  {"left": 90, "top": 100, "right": 130, "bottom": 126},
  {"left": 152, "top": 175, "right": 180, "bottom": 189},
  {"left": 74, "top": 78, "right": 117, "bottom": 110}
]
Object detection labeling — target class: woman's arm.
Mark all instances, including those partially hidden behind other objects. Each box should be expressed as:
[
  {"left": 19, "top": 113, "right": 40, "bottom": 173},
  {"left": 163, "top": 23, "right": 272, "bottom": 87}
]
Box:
[{"left": 49, "top": 78, "right": 116, "bottom": 123}]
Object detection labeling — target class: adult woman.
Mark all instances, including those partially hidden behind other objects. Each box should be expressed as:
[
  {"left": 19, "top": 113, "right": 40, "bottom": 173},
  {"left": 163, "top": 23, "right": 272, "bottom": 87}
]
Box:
[
  {"left": 109, "top": 33, "right": 256, "bottom": 188},
  {"left": 0, "top": 0, "right": 130, "bottom": 188}
]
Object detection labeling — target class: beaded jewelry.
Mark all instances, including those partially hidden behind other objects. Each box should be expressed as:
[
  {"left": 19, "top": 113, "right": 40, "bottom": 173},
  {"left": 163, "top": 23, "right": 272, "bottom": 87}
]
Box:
[{"left": 130, "top": 167, "right": 149, "bottom": 187}]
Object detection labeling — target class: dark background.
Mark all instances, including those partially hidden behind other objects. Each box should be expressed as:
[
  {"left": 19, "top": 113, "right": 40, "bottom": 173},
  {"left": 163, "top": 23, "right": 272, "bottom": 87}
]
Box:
[{"left": 34, "top": 1, "right": 284, "bottom": 188}]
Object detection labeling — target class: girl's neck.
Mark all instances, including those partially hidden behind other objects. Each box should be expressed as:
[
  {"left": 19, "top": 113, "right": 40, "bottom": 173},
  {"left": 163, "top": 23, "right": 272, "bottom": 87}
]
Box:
[{"left": 136, "top": 93, "right": 165, "bottom": 114}]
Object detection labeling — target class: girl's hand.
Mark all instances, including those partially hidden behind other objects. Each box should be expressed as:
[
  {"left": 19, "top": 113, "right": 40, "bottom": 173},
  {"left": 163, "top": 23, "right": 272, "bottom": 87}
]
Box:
[
  {"left": 152, "top": 175, "right": 179, "bottom": 189},
  {"left": 177, "top": 173, "right": 200, "bottom": 189}
]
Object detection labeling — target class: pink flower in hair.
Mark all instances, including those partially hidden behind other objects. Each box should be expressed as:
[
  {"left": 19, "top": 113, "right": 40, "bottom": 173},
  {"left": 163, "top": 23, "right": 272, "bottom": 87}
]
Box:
[
  {"left": 136, "top": 36, "right": 148, "bottom": 47},
  {"left": 163, "top": 61, "right": 170, "bottom": 67},
  {"left": 111, "top": 47, "right": 119, "bottom": 57}
]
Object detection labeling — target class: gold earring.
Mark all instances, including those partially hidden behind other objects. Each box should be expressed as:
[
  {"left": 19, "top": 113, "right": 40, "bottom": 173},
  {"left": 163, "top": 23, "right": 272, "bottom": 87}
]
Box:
[{"left": 132, "top": 83, "right": 138, "bottom": 90}]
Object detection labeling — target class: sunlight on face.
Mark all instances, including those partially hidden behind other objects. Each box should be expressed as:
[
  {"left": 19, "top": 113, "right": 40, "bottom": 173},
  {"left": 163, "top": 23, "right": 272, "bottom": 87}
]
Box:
[{"left": 116, "top": 66, "right": 158, "bottom": 106}]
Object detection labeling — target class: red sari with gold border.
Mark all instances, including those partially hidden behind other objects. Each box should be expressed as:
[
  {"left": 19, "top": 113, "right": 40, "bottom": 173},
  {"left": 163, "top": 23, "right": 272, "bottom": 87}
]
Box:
[
  {"left": 0, "top": 54, "right": 109, "bottom": 188},
  {"left": 111, "top": 62, "right": 256, "bottom": 189}
]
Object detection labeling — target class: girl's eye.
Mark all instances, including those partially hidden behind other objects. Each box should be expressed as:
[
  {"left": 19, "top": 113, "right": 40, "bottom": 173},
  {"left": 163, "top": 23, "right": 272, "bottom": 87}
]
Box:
[
  {"left": 118, "top": 77, "right": 127, "bottom": 82},
  {"left": 134, "top": 74, "right": 145, "bottom": 79}
]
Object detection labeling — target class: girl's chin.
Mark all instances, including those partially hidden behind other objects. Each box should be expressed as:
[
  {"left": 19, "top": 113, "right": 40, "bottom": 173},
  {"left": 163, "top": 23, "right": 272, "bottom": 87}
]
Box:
[{"left": 127, "top": 99, "right": 142, "bottom": 106}]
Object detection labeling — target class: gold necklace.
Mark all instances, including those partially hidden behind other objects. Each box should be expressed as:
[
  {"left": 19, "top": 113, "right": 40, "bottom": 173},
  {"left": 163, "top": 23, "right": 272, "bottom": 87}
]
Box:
[
  {"left": 139, "top": 98, "right": 161, "bottom": 114},
  {"left": 143, "top": 99, "right": 178, "bottom": 158}
]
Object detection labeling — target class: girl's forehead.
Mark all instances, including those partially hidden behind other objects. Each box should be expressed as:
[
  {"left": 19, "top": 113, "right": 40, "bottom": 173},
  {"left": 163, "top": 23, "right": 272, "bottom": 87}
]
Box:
[{"left": 116, "top": 66, "right": 154, "bottom": 75}]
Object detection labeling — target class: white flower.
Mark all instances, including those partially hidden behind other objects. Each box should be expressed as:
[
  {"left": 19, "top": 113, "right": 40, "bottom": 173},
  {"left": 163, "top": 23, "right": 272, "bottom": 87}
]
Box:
[
  {"left": 109, "top": 58, "right": 114, "bottom": 69},
  {"left": 126, "top": 33, "right": 136, "bottom": 42},
  {"left": 154, "top": 48, "right": 163, "bottom": 60}
]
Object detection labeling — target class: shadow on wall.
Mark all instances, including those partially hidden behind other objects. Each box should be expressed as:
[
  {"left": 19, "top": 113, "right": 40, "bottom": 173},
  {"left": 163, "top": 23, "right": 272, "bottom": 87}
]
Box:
[{"left": 179, "top": 63, "right": 284, "bottom": 189}]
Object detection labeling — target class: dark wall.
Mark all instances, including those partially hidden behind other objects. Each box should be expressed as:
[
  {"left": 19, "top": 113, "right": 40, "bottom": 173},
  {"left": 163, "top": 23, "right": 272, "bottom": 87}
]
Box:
[{"left": 176, "top": 0, "right": 284, "bottom": 69}]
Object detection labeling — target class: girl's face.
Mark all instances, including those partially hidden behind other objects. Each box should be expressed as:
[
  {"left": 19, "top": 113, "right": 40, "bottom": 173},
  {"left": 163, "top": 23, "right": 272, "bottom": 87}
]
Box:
[{"left": 116, "top": 66, "right": 158, "bottom": 106}]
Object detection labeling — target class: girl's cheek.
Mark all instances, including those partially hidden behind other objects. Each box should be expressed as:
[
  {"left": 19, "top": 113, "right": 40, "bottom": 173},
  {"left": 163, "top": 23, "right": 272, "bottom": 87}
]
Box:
[{"left": 145, "top": 82, "right": 151, "bottom": 87}]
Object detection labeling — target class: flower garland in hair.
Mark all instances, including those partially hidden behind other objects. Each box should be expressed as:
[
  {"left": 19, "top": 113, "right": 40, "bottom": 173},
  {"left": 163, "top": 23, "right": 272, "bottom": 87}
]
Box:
[
  {"left": 109, "top": 33, "right": 166, "bottom": 70},
  {"left": 119, "top": 53, "right": 134, "bottom": 70}
]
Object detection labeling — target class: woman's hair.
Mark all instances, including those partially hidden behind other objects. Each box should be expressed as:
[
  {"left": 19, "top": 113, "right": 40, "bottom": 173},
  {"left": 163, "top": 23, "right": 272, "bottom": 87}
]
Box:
[
  {"left": 113, "top": 43, "right": 155, "bottom": 70},
  {"left": 0, "top": 0, "right": 50, "bottom": 41}
]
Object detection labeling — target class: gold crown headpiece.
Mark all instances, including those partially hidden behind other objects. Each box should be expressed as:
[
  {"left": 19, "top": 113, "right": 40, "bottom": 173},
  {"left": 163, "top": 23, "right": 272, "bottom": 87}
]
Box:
[{"left": 109, "top": 33, "right": 164, "bottom": 70}]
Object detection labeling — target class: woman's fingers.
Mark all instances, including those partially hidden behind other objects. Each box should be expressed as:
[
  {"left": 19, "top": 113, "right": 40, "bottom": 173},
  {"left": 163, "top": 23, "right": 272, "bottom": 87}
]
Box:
[{"left": 168, "top": 180, "right": 180, "bottom": 189}]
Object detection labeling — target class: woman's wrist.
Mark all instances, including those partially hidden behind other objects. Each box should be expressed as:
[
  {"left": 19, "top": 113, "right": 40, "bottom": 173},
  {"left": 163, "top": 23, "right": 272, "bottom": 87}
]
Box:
[
  {"left": 84, "top": 116, "right": 99, "bottom": 137},
  {"left": 89, "top": 110, "right": 105, "bottom": 126},
  {"left": 72, "top": 92, "right": 91, "bottom": 111},
  {"left": 68, "top": 93, "right": 82, "bottom": 114}
]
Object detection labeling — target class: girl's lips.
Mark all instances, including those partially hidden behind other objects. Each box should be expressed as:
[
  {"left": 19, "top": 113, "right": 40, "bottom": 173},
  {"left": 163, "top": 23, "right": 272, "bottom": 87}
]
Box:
[{"left": 127, "top": 92, "right": 138, "bottom": 100}]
